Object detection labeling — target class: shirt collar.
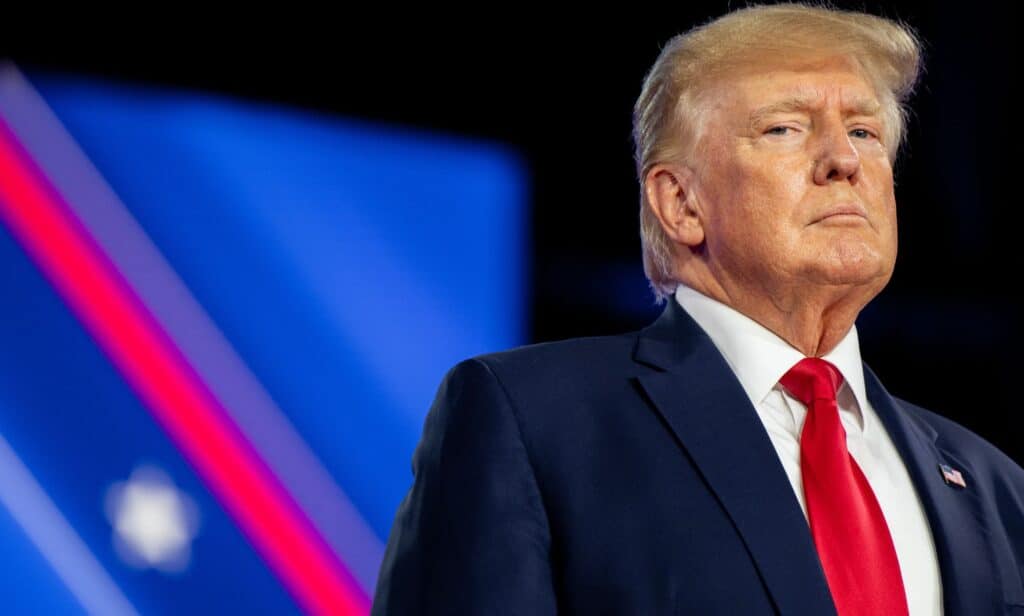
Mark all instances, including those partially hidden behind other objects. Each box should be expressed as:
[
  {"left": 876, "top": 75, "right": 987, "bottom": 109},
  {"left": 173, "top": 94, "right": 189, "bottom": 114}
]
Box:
[{"left": 673, "top": 285, "right": 869, "bottom": 422}]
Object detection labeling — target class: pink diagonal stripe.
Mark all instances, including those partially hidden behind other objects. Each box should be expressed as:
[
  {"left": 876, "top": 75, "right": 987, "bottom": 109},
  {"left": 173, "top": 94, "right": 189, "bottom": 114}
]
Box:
[{"left": 0, "top": 118, "right": 369, "bottom": 615}]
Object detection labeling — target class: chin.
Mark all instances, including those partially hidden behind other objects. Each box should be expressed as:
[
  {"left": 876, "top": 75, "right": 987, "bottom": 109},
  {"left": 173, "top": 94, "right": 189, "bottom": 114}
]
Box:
[
  {"left": 811, "top": 260, "right": 894, "bottom": 289},
  {"left": 815, "top": 238, "right": 894, "bottom": 283},
  {"left": 804, "top": 251, "right": 894, "bottom": 288}
]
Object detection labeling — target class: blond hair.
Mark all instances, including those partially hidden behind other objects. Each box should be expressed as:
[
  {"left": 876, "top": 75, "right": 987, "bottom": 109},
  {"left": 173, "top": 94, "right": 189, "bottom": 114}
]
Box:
[{"left": 633, "top": 3, "right": 923, "bottom": 303}]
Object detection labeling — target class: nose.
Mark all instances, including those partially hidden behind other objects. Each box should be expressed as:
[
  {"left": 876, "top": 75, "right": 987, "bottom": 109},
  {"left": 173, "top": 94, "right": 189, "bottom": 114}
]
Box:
[{"left": 812, "top": 119, "right": 861, "bottom": 185}]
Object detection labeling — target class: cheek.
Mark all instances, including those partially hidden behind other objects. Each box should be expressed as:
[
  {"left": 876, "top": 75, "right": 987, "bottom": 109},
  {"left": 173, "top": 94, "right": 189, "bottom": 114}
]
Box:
[
  {"left": 728, "top": 163, "right": 806, "bottom": 229},
  {"left": 698, "top": 148, "right": 806, "bottom": 244},
  {"left": 865, "top": 167, "right": 898, "bottom": 232},
  {"left": 885, "top": 197, "right": 899, "bottom": 250},
  {"left": 863, "top": 158, "right": 895, "bottom": 197},
  {"left": 714, "top": 182, "right": 797, "bottom": 260}
]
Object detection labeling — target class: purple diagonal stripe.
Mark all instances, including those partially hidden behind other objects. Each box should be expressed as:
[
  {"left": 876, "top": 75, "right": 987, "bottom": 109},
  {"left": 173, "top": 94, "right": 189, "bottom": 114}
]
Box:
[{"left": 0, "top": 62, "right": 384, "bottom": 593}]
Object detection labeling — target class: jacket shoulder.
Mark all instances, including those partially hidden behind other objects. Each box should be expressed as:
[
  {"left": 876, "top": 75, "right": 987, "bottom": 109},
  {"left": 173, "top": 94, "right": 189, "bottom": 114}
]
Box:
[
  {"left": 440, "top": 333, "right": 646, "bottom": 429},
  {"left": 467, "top": 332, "right": 641, "bottom": 384}
]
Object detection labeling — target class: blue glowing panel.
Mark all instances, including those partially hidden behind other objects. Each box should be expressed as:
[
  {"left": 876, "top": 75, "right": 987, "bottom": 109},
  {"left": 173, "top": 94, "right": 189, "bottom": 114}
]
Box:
[
  {"left": 0, "top": 71, "right": 527, "bottom": 613},
  {"left": 0, "top": 219, "right": 302, "bottom": 614},
  {"left": 0, "top": 468, "right": 84, "bottom": 615},
  {"left": 34, "top": 76, "right": 527, "bottom": 538}
]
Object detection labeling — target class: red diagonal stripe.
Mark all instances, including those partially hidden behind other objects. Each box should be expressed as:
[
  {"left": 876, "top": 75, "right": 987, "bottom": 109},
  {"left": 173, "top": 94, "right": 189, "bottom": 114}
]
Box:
[{"left": 0, "top": 118, "right": 369, "bottom": 616}]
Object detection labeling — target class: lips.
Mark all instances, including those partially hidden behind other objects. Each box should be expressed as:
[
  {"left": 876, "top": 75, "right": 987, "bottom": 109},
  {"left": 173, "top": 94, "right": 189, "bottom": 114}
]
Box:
[{"left": 812, "top": 203, "right": 868, "bottom": 223}]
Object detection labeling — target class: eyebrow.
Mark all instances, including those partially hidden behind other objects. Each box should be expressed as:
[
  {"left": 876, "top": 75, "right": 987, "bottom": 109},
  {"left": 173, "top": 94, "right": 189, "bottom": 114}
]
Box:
[{"left": 748, "top": 95, "right": 882, "bottom": 128}]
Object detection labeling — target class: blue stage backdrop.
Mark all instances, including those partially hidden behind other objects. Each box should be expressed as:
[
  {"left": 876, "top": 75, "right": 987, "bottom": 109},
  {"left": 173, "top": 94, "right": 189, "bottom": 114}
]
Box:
[{"left": 0, "top": 66, "right": 527, "bottom": 614}]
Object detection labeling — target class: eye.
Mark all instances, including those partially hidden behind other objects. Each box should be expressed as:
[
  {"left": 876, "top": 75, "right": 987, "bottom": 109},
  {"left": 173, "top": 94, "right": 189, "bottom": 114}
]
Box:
[
  {"left": 765, "top": 126, "right": 792, "bottom": 136},
  {"left": 849, "top": 128, "right": 876, "bottom": 139}
]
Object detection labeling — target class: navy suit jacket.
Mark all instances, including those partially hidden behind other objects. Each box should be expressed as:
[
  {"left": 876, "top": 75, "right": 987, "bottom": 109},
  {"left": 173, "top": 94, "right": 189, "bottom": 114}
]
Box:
[{"left": 373, "top": 299, "right": 1024, "bottom": 615}]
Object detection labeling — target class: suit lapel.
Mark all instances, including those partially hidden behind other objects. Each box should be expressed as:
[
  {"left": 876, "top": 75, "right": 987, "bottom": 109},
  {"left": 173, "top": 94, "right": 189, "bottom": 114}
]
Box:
[
  {"left": 634, "top": 300, "right": 836, "bottom": 616},
  {"left": 864, "top": 366, "right": 1003, "bottom": 614}
]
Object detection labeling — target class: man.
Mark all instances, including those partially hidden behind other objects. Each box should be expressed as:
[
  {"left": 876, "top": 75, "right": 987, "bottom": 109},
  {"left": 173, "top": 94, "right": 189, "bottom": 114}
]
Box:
[{"left": 372, "top": 4, "right": 1024, "bottom": 615}]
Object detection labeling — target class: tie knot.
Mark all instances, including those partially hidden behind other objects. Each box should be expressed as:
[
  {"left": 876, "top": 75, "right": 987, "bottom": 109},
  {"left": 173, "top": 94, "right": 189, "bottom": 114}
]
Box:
[{"left": 779, "top": 357, "right": 843, "bottom": 406}]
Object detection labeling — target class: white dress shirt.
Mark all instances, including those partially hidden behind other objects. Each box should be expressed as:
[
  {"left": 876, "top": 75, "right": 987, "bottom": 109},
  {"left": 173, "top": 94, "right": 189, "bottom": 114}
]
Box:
[{"left": 674, "top": 284, "right": 943, "bottom": 615}]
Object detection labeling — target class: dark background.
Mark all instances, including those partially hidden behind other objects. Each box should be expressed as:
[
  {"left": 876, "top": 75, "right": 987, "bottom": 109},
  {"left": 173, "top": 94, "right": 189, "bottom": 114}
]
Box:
[{"left": 3, "top": 2, "right": 1020, "bottom": 464}]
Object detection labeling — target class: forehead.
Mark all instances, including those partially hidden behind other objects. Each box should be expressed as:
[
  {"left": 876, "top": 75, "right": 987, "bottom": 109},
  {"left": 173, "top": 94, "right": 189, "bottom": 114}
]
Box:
[{"left": 704, "top": 55, "right": 882, "bottom": 120}]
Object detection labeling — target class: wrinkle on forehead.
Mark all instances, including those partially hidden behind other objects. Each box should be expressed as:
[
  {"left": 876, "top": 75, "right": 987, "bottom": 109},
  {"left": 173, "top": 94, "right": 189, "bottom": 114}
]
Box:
[
  {"left": 702, "top": 53, "right": 879, "bottom": 107},
  {"left": 747, "top": 89, "right": 882, "bottom": 128},
  {"left": 705, "top": 62, "right": 883, "bottom": 128}
]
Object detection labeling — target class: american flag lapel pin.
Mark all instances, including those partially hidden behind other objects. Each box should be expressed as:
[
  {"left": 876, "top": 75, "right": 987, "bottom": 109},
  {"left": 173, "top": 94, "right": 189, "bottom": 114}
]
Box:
[{"left": 938, "top": 463, "right": 967, "bottom": 489}]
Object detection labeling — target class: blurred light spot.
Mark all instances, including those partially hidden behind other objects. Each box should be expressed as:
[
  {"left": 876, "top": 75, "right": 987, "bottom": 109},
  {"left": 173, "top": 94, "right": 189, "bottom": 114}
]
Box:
[{"left": 105, "top": 465, "right": 199, "bottom": 573}]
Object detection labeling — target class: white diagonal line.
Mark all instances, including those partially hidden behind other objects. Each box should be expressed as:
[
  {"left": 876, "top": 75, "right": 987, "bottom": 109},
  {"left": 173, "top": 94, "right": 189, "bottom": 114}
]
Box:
[{"left": 0, "top": 431, "right": 140, "bottom": 616}]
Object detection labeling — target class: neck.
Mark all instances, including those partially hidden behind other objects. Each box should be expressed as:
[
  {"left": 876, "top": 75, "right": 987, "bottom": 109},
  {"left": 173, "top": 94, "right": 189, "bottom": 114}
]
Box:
[{"left": 678, "top": 267, "right": 882, "bottom": 357}]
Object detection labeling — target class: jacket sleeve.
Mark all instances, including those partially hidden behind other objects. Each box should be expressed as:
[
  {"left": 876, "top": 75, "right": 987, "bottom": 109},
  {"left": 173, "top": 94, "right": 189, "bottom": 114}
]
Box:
[{"left": 371, "top": 358, "right": 558, "bottom": 615}]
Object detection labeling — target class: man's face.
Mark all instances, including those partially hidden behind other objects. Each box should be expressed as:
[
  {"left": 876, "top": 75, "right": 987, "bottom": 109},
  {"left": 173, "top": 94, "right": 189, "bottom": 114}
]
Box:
[{"left": 688, "top": 55, "right": 898, "bottom": 300}]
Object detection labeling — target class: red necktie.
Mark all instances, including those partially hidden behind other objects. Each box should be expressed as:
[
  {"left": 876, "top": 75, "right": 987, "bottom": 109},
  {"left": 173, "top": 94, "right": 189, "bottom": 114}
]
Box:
[{"left": 780, "top": 358, "right": 908, "bottom": 616}]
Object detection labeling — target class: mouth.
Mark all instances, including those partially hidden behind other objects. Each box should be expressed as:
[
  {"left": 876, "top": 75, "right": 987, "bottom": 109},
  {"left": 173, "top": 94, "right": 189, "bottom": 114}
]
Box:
[{"left": 811, "top": 203, "right": 868, "bottom": 224}]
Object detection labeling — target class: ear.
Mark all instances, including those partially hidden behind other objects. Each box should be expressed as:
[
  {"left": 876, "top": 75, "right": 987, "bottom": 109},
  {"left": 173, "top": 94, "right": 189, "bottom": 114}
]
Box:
[{"left": 644, "top": 163, "right": 705, "bottom": 248}]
